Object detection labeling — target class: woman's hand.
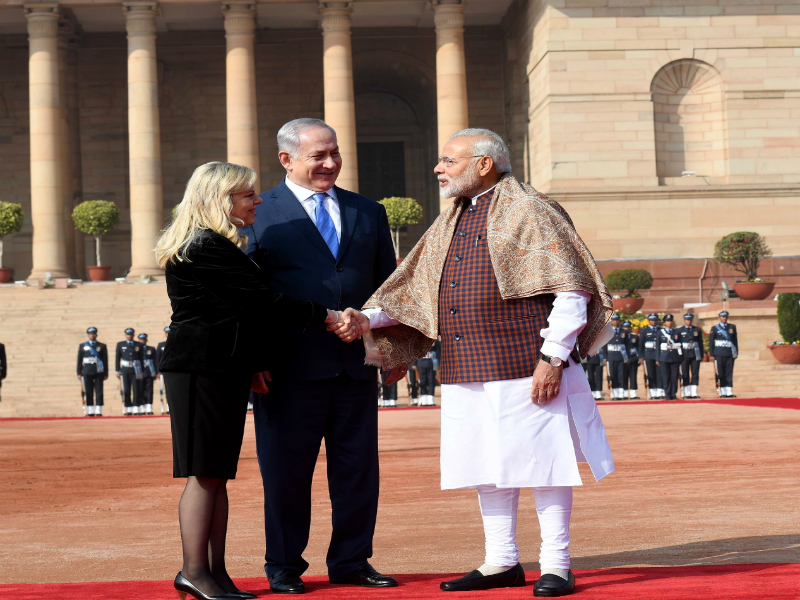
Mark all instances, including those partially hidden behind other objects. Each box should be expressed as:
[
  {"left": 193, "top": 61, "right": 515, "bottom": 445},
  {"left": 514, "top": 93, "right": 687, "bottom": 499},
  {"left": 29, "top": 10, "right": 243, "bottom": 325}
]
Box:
[
  {"left": 327, "top": 308, "right": 369, "bottom": 343},
  {"left": 251, "top": 370, "right": 272, "bottom": 394}
]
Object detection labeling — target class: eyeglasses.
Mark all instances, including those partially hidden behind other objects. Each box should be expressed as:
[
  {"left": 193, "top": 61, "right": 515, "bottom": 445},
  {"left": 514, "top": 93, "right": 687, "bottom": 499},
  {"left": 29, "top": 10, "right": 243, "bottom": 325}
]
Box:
[{"left": 437, "top": 155, "right": 485, "bottom": 168}]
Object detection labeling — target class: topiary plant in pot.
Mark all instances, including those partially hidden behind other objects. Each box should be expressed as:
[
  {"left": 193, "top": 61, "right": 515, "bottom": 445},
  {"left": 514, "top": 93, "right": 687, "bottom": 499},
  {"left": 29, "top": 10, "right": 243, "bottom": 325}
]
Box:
[
  {"left": 0, "top": 201, "right": 24, "bottom": 283},
  {"left": 604, "top": 268, "right": 653, "bottom": 314},
  {"left": 72, "top": 200, "right": 120, "bottom": 281},
  {"left": 768, "top": 293, "right": 800, "bottom": 364},
  {"left": 714, "top": 231, "right": 774, "bottom": 300},
  {"left": 378, "top": 196, "right": 424, "bottom": 262}
]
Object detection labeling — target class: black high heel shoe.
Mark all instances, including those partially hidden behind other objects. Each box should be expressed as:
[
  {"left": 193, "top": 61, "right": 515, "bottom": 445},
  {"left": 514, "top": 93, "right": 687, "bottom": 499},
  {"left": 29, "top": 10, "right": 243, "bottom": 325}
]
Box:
[
  {"left": 174, "top": 573, "right": 241, "bottom": 600},
  {"left": 227, "top": 591, "right": 258, "bottom": 599}
]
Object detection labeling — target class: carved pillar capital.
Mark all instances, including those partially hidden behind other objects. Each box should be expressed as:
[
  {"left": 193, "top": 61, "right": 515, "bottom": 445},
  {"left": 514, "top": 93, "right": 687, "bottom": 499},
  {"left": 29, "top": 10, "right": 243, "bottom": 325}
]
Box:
[
  {"left": 123, "top": 1, "right": 159, "bottom": 37},
  {"left": 222, "top": 1, "right": 256, "bottom": 35},
  {"left": 431, "top": 0, "right": 466, "bottom": 30},
  {"left": 319, "top": 1, "right": 353, "bottom": 34},
  {"left": 24, "top": 3, "right": 60, "bottom": 39}
]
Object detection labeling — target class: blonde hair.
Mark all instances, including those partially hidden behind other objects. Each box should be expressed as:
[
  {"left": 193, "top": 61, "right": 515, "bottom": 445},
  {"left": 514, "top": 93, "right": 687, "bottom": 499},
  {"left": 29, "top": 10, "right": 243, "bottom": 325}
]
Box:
[{"left": 155, "top": 162, "right": 257, "bottom": 268}]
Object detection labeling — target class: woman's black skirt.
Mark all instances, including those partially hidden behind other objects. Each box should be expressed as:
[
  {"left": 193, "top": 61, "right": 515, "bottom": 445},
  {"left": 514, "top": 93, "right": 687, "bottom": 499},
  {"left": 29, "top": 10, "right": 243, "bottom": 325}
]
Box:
[{"left": 164, "top": 371, "right": 251, "bottom": 479}]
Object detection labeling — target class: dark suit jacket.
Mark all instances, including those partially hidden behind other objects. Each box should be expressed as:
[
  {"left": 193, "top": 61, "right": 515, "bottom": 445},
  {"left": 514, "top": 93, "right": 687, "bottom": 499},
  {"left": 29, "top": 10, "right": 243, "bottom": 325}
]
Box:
[
  {"left": 159, "top": 229, "right": 328, "bottom": 375},
  {"left": 244, "top": 179, "right": 396, "bottom": 382},
  {"left": 0, "top": 342, "right": 6, "bottom": 380}
]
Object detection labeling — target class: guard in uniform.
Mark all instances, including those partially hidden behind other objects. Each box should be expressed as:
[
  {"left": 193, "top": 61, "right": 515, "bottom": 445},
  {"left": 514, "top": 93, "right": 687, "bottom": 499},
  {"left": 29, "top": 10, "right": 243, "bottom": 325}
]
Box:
[
  {"left": 0, "top": 341, "right": 6, "bottom": 403},
  {"left": 380, "top": 369, "right": 398, "bottom": 407},
  {"left": 657, "top": 314, "right": 682, "bottom": 400},
  {"left": 709, "top": 310, "right": 738, "bottom": 398},
  {"left": 138, "top": 333, "right": 158, "bottom": 415},
  {"left": 416, "top": 345, "right": 437, "bottom": 406},
  {"left": 156, "top": 326, "right": 169, "bottom": 414},
  {"left": 605, "top": 314, "right": 631, "bottom": 400},
  {"left": 407, "top": 360, "right": 420, "bottom": 406},
  {"left": 582, "top": 348, "right": 604, "bottom": 401},
  {"left": 639, "top": 314, "right": 663, "bottom": 399},
  {"left": 77, "top": 327, "right": 108, "bottom": 416},
  {"left": 622, "top": 321, "right": 640, "bottom": 399},
  {"left": 676, "top": 314, "right": 704, "bottom": 399},
  {"left": 115, "top": 327, "right": 144, "bottom": 415}
]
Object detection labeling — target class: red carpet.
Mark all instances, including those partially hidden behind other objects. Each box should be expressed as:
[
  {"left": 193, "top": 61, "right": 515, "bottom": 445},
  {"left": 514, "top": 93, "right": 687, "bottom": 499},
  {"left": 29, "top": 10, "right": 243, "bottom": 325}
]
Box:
[
  {"left": 2, "top": 564, "right": 798, "bottom": 599},
  {"left": 601, "top": 397, "right": 800, "bottom": 410}
]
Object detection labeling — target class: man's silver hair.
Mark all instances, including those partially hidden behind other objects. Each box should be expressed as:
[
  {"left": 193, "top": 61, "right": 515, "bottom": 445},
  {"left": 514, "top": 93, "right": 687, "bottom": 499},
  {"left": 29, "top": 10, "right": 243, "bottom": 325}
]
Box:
[
  {"left": 449, "top": 128, "right": 512, "bottom": 174},
  {"left": 277, "top": 118, "right": 337, "bottom": 158}
]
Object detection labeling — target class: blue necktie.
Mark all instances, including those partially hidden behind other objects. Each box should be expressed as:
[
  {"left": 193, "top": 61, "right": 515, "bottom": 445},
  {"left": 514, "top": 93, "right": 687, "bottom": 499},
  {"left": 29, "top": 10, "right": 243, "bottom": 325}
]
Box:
[{"left": 312, "top": 193, "right": 339, "bottom": 258}]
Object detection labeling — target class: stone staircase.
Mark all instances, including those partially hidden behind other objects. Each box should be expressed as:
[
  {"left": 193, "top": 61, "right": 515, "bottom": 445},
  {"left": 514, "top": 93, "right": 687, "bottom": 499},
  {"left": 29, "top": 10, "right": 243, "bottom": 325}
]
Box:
[{"left": 0, "top": 284, "right": 797, "bottom": 418}]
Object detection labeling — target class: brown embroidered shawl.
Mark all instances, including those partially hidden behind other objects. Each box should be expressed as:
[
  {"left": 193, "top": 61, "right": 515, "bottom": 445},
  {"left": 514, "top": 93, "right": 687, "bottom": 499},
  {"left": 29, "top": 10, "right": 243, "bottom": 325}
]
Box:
[{"left": 363, "top": 173, "right": 613, "bottom": 371}]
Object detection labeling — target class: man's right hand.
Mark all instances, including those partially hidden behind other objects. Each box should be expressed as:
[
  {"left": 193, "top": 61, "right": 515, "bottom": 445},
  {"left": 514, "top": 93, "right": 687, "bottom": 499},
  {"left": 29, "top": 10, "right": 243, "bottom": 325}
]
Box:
[
  {"left": 328, "top": 307, "right": 370, "bottom": 343},
  {"left": 116, "top": 372, "right": 121, "bottom": 379}
]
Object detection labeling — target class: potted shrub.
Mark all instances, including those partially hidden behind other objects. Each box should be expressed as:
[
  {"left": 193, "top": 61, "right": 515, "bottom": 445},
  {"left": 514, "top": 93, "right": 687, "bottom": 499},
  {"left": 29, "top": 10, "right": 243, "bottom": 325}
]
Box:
[
  {"left": 0, "top": 201, "right": 24, "bottom": 284},
  {"left": 604, "top": 268, "right": 653, "bottom": 314},
  {"left": 714, "top": 231, "right": 774, "bottom": 300},
  {"left": 768, "top": 293, "right": 800, "bottom": 364},
  {"left": 72, "top": 200, "right": 120, "bottom": 281},
  {"left": 378, "top": 196, "right": 424, "bottom": 264}
]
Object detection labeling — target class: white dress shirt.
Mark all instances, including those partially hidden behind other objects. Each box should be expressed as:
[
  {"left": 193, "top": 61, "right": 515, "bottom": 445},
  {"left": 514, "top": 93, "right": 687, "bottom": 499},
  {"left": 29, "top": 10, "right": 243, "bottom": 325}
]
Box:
[{"left": 284, "top": 177, "right": 342, "bottom": 241}]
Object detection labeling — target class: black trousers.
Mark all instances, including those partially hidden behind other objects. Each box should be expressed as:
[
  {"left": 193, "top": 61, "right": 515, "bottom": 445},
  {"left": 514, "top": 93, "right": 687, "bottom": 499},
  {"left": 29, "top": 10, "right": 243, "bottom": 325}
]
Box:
[
  {"left": 643, "top": 359, "right": 660, "bottom": 390},
  {"left": 120, "top": 371, "right": 137, "bottom": 407},
  {"left": 407, "top": 369, "right": 419, "bottom": 399},
  {"left": 83, "top": 374, "right": 104, "bottom": 406},
  {"left": 138, "top": 377, "right": 154, "bottom": 406},
  {"left": 681, "top": 359, "right": 701, "bottom": 386},
  {"left": 381, "top": 382, "right": 397, "bottom": 400},
  {"left": 417, "top": 364, "right": 436, "bottom": 396},
  {"left": 715, "top": 356, "right": 735, "bottom": 388},
  {"left": 608, "top": 360, "right": 625, "bottom": 388},
  {"left": 625, "top": 361, "right": 639, "bottom": 391},
  {"left": 660, "top": 361, "right": 680, "bottom": 399},
  {"left": 253, "top": 373, "right": 379, "bottom": 579},
  {"left": 584, "top": 363, "right": 603, "bottom": 392}
]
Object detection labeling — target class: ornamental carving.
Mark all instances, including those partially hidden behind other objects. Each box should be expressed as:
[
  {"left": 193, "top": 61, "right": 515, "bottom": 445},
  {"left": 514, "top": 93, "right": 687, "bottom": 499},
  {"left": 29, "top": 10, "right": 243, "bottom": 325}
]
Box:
[
  {"left": 319, "top": 2, "right": 353, "bottom": 33},
  {"left": 24, "top": 4, "right": 60, "bottom": 39},
  {"left": 222, "top": 4, "right": 256, "bottom": 36},
  {"left": 123, "top": 2, "right": 159, "bottom": 36},
  {"left": 431, "top": 0, "right": 466, "bottom": 30}
]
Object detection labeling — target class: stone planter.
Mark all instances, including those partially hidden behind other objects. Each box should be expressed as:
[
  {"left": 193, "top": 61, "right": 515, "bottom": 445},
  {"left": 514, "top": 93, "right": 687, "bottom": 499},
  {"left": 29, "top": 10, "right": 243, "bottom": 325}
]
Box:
[
  {"left": 768, "top": 344, "right": 800, "bottom": 365},
  {"left": 612, "top": 297, "right": 645, "bottom": 314},
  {"left": 0, "top": 267, "right": 12, "bottom": 284},
  {"left": 733, "top": 281, "right": 774, "bottom": 301},
  {"left": 87, "top": 265, "right": 111, "bottom": 282}
]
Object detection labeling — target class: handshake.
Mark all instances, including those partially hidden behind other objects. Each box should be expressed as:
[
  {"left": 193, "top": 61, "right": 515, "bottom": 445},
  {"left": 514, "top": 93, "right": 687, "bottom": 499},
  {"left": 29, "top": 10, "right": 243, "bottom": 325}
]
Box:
[{"left": 325, "top": 308, "right": 370, "bottom": 343}]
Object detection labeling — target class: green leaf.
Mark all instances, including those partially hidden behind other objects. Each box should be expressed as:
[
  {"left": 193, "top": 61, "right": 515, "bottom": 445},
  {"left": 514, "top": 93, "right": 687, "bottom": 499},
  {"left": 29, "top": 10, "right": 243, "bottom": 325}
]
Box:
[
  {"left": 72, "top": 200, "right": 120, "bottom": 237},
  {"left": 0, "top": 201, "right": 25, "bottom": 237},
  {"left": 378, "top": 197, "right": 424, "bottom": 230},
  {"left": 713, "top": 231, "right": 771, "bottom": 281},
  {"left": 604, "top": 269, "right": 653, "bottom": 296}
]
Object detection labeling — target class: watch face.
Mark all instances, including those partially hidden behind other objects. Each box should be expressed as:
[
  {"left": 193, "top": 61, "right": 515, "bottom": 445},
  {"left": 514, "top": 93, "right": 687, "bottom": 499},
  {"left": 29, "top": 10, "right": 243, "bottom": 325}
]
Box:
[{"left": 551, "top": 357, "right": 563, "bottom": 367}]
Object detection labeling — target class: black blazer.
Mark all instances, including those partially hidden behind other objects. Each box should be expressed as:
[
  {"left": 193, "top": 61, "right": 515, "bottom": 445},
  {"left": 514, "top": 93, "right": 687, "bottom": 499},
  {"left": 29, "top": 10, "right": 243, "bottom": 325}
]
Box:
[
  {"left": 159, "top": 230, "right": 328, "bottom": 375},
  {"left": 243, "top": 180, "right": 396, "bottom": 382},
  {"left": 0, "top": 342, "right": 6, "bottom": 380}
]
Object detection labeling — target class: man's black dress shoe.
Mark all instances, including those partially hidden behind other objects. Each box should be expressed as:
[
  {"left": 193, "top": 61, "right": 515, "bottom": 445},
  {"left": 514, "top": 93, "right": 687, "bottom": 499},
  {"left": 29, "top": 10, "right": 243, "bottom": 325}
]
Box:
[
  {"left": 440, "top": 564, "right": 526, "bottom": 592},
  {"left": 533, "top": 570, "right": 575, "bottom": 597},
  {"left": 329, "top": 563, "right": 398, "bottom": 587},
  {"left": 268, "top": 570, "right": 306, "bottom": 594}
]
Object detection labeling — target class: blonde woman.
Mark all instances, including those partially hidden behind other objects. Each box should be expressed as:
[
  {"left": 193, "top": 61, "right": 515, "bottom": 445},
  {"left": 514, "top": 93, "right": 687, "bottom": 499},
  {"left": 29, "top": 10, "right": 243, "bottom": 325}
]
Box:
[{"left": 155, "top": 162, "right": 350, "bottom": 600}]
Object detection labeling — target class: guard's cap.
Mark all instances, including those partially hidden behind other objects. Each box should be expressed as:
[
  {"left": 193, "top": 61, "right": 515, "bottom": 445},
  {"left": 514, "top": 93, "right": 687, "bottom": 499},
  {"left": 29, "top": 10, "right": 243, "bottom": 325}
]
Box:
[
  {"left": 124, "top": 328, "right": 135, "bottom": 335},
  {"left": 138, "top": 333, "right": 148, "bottom": 340},
  {"left": 611, "top": 313, "right": 621, "bottom": 320},
  {"left": 86, "top": 327, "right": 97, "bottom": 334},
  {"left": 164, "top": 326, "right": 170, "bottom": 333},
  {"left": 664, "top": 314, "right": 674, "bottom": 321},
  {"left": 622, "top": 320, "right": 632, "bottom": 327},
  {"left": 647, "top": 313, "right": 659, "bottom": 321},
  {"left": 719, "top": 310, "right": 729, "bottom": 317},
  {"left": 684, "top": 313, "right": 694, "bottom": 320}
]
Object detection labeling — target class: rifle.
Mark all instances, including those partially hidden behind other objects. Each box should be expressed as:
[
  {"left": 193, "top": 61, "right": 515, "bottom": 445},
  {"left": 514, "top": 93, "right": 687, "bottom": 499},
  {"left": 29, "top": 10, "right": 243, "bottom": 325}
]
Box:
[
  {"left": 712, "top": 356, "right": 721, "bottom": 397},
  {"left": 604, "top": 361, "right": 612, "bottom": 399},
  {"left": 641, "top": 360, "right": 650, "bottom": 398},
  {"left": 80, "top": 376, "right": 86, "bottom": 416},
  {"left": 118, "top": 375, "right": 125, "bottom": 410},
  {"left": 159, "top": 375, "right": 166, "bottom": 414}
]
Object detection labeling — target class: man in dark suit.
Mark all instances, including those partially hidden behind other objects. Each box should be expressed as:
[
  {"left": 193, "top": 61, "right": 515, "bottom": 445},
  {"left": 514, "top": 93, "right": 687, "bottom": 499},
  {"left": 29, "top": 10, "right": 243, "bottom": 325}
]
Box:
[
  {"left": 244, "top": 118, "right": 398, "bottom": 594},
  {"left": 0, "top": 341, "right": 6, "bottom": 403}
]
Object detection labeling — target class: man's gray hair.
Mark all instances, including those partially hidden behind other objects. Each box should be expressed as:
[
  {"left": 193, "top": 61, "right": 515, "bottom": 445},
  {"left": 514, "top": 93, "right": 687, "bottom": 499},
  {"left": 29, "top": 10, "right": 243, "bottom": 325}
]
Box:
[
  {"left": 449, "top": 128, "right": 512, "bottom": 174},
  {"left": 277, "top": 118, "right": 337, "bottom": 158}
]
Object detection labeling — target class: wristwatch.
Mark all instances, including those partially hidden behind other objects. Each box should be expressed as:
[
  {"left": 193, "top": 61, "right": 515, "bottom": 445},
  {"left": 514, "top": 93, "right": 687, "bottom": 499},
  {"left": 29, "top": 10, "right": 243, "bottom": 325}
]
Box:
[{"left": 540, "top": 353, "right": 563, "bottom": 368}]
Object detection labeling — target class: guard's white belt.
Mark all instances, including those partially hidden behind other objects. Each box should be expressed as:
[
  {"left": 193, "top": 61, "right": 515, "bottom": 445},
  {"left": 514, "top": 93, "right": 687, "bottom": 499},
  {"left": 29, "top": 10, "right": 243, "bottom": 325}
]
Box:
[
  {"left": 82, "top": 357, "right": 98, "bottom": 364},
  {"left": 120, "top": 359, "right": 135, "bottom": 367},
  {"left": 715, "top": 340, "right": 732, "bottom": 347},
  {"left": 681, "top": 343, "right": 695, "bottom": 349},
  {"left": 660, "top": 343, "right": 675, "bottom": 351},
  {"left": 645, "top": 341, "right": 656, "bottom": 348},
  {"left": 608, "top": 344, "right": 623, "bottom": 352}
]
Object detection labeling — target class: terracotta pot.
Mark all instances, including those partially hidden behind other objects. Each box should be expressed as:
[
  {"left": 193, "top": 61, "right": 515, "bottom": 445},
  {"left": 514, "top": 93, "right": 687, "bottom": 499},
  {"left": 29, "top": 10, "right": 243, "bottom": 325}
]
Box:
[
  {"left": 733, "top": 281, "right": 774, "bottom": 301},
  {"left": 87, "top": 265, "right": 111, "bottom": 282},
  {"left": 0, "top": 267, "right": 12, "bottom": 284},
  {"left": 768, "top": 344, "right": 800, "bottom": 365},
  {"left": 612, "top": 297, "right": 645, "bottom": 314}
]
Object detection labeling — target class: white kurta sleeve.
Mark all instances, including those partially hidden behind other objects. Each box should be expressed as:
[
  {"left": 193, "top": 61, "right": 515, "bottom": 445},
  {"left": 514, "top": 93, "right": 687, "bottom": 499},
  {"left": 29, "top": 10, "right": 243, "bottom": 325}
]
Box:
[
  {"left": 361, "top": 308, "right": 400, "bottom": 330},
  {"left": 539, "top": 291, "right": 591, "bottom": 361}
]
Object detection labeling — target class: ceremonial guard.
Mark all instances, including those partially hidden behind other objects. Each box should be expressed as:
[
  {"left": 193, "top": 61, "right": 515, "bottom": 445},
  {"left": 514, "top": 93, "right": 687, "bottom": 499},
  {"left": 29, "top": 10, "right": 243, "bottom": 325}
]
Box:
[
  {"left": 407, "top": 360, "right": 420, "bottom": 406},
  {"left": 416, "top": 345, "right": 437, "bottom": 406},
  {"left": 605, "top": 314, "right": 631, "bottom": 400},
  {"left": 77, "top": 327, "right": 108, "bottom": 416},
  {"left": 582, "top": 348, "right": 604, "bottom": 401},
  {"left": 156, "top": 327, "right": 169, "bottom": 414},
  {"left": 657, "top": 315, "right": 682, "bottom": 400},
  {"left": 639, "top": 314, "right": 663, "bottom": 399},
  {"left": 380, "top": 370, "right": 398, "bottom": 407},
  {"left": 138, "top": 333, "right": 158, "bottom": 415},
  {"left": 676, "top": 314, "right": 704, "bottom": 399},
  {"left": 0, "top": 340, "right": 6, "bottom": 403},
  {"left": 115, "top": 327, "right": 144, "bottom": 415},
  {"left": 622, "top": 321, "right": 640, "bottom": 399},
  {"left": 708, "top": 311, "right": 738, "bottom": 398}
]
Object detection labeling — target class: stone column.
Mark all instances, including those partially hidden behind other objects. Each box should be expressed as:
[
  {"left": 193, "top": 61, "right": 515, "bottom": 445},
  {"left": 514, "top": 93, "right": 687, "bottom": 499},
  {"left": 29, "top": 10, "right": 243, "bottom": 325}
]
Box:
[
  {"left": 25, "top": 3, "right": 69, "bottom": 281},
  {"left": 431, "top": 0, "right": 469, "bottom": 211},
  {"left": 124, "top": 1, "right": 163, "bottom": 280},
  {"left": 59, "top": 30, "right": 78, "bottom": 277},
  {"left": 320, "top": 1, "right": 358, "bottom": 193},
  {"left": 223, "top": 1, "right": 260, "bottom": 191}
]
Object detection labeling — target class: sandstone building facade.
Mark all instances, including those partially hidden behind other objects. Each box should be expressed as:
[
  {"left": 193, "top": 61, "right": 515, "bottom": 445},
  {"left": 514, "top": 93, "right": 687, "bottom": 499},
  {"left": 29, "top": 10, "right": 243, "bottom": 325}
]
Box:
[{"left": 0, "top": 0, "right": 798, "bottom": 304}]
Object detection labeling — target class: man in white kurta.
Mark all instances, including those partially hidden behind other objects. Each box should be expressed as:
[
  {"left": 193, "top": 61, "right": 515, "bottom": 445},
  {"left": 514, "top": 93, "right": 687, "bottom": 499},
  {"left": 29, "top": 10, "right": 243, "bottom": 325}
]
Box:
[{"left": 335, "top": 128, "right": 615, "bottom": 597}]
